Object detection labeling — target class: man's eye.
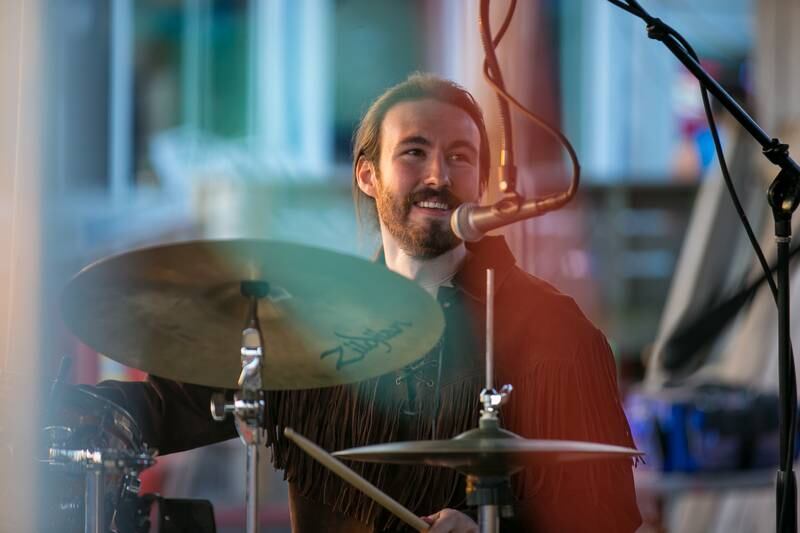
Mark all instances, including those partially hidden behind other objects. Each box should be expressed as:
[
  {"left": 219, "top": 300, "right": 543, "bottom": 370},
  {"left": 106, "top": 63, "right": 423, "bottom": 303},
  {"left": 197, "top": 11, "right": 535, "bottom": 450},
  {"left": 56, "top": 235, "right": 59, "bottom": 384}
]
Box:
[
  {"left": 404, "top": 148, "right": 425, "bottom": 157},
  {"left": 449, "top": 153, "right": 473, "bottom": 164}
]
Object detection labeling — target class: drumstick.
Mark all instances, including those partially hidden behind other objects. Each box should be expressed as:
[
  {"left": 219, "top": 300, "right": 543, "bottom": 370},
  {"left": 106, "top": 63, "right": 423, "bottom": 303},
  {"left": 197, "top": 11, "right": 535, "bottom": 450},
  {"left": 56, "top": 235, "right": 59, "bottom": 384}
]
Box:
[{"left": 283, "top": 427, "right": 429, "bottom": 532}]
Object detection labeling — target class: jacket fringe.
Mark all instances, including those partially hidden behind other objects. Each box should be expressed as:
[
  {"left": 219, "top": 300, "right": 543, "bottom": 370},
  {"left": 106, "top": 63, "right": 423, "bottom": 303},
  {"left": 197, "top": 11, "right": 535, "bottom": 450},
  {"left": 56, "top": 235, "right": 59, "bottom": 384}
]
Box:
[{"left": 265, "top": 374, "right": 484, "bottom": 530}]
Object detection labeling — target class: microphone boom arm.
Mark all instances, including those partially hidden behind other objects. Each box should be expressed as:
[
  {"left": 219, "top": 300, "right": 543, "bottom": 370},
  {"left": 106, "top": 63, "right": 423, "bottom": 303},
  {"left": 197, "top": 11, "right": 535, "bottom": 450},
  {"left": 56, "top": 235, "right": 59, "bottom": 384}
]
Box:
[{"left": 452, "top": 184, "right": 577, "bottom": 242}]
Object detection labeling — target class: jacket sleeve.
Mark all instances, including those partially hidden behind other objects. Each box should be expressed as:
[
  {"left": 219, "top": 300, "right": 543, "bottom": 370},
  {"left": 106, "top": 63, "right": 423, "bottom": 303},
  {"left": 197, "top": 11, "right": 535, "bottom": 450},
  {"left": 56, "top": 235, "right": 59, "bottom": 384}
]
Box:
[
  {"left": 500, "top": 328, "right": 642, "bottom": 533},
  {"left": 89, "top": 375, "right": 237, "bottom": 455}
]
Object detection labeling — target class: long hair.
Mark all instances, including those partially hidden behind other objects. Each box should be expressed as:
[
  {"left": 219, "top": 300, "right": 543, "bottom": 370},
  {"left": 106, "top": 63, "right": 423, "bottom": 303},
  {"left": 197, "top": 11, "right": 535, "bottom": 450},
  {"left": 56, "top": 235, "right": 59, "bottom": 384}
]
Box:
[{"left": 351, "top": 73, "right": 491, "bottom": 226}]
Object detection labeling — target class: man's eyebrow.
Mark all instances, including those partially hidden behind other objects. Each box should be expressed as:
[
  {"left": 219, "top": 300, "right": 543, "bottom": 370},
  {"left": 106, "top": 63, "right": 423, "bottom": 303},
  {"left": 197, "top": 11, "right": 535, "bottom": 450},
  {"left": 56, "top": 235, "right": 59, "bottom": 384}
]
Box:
[
  {"left": 397, "top": 135, "right": 432, "bottom": 147},
  {"left": 448, "top": 140, "right": 478, "bottom": 155},
  {"left": 396, "top": 136, "right": 478, "bottom": 155}
]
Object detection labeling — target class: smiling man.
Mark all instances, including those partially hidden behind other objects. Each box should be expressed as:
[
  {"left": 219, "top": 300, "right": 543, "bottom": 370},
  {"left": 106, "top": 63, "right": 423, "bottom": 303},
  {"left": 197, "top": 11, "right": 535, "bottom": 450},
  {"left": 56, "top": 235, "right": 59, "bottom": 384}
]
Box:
[
  {"left": 353, "top": 77, "right": 488, "bottom": 295},
  {"left": 358, "top": 97, "right": 479, "bottom": 263}
]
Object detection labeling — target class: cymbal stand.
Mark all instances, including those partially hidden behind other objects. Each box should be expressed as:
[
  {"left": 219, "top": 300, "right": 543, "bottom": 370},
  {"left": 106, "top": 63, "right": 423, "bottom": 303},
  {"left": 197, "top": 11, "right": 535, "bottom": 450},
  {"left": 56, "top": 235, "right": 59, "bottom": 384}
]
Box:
[
  {"left": 469, "top": 268, "right": 515, "bottom": 533},
  {"left": 212, "top": 281, "right": 268, "bottom": 533}
]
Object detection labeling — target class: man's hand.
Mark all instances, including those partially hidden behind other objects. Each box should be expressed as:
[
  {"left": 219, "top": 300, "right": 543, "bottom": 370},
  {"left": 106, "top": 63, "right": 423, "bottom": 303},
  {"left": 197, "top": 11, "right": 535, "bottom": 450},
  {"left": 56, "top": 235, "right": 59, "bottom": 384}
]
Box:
[{"left": 421, "top": 508, "right": 478, "bottom": 533}]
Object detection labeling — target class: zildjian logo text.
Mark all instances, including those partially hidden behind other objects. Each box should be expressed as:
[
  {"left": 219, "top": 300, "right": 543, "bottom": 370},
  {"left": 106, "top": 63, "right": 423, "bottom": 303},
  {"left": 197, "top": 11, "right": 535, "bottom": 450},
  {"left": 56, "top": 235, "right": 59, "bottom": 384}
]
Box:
[{"left": 320, "top": 321, "right": 413, "bottom": 370}]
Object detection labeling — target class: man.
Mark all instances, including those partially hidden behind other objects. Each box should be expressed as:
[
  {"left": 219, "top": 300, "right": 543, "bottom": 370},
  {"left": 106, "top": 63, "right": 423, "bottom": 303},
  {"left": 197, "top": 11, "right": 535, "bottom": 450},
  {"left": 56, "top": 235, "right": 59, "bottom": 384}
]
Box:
[{"left": 93, "top": 74, "right": 641, "bottom": 532}]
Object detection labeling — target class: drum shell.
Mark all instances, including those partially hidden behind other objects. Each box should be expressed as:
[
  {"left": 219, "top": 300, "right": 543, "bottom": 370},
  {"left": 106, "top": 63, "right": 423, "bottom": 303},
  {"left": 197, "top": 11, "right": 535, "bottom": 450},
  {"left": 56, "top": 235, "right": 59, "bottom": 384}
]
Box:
[{"left": 40, "top": 386, "right": 150, "bottom": 533}]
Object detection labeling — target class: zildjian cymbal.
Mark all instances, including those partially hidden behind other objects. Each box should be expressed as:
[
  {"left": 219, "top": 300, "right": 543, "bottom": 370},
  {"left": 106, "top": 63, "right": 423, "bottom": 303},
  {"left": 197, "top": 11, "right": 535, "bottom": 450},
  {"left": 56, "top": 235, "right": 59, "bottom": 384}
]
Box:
[
  {"left": 61, "top": 239, "right": 444, "bottom": 390},
  {"left": 334, "top": 424, "right": 642, "bottom": 474}
]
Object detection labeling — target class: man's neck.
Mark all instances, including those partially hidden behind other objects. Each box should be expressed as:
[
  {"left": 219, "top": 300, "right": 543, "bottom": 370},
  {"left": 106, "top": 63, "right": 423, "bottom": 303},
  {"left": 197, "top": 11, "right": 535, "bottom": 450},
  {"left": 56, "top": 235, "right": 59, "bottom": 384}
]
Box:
[{"left": 379, "top": 222, "right": 466, "bottom": 295}]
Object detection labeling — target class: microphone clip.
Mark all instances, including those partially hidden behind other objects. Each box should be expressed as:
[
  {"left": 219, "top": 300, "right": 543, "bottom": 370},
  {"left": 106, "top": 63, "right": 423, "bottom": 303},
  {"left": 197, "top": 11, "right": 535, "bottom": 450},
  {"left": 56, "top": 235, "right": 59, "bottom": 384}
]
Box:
[{"left": 492, "top": 192, "right": 523, "bottom": 216}]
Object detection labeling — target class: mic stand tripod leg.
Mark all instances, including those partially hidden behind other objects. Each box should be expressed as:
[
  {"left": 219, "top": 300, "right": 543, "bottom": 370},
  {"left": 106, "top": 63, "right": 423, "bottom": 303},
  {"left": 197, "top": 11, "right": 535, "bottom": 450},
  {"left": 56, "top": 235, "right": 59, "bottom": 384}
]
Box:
[{"left": 770, "top": 169, "right": 800, "bottom": 533}]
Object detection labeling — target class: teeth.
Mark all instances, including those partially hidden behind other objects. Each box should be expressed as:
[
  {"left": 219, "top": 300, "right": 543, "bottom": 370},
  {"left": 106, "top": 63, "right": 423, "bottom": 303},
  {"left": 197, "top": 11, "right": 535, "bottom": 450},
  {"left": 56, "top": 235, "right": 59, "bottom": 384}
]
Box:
[{"left": 417, "top": 201, "right": 449, "bottom": 210}]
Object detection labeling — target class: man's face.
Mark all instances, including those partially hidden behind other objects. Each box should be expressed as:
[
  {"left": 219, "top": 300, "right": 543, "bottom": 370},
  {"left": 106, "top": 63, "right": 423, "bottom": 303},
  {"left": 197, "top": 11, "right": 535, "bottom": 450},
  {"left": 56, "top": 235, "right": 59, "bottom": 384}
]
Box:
[{"left": 360, "top": 98, "right": 482, "bottom": 258}]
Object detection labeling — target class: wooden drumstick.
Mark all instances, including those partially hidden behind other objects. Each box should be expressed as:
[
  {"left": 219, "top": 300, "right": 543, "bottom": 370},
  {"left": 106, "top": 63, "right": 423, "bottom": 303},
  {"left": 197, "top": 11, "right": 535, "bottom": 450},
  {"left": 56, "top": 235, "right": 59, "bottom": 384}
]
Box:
[{"left": 283, "top": 427, "right": 429, "bottom": 532}]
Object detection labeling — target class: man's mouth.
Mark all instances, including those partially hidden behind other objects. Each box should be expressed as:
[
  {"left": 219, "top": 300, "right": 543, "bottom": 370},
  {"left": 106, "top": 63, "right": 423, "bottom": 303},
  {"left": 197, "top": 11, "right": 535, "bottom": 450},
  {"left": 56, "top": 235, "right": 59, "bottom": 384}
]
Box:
[{"left": 414, "top": 200, "right": 451, "bottom": 211}]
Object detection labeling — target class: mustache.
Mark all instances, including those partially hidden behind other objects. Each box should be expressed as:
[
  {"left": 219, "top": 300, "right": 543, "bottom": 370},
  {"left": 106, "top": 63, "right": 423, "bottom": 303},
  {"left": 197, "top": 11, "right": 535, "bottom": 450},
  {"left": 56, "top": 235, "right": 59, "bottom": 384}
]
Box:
[{"left": 405, "top": 188, "right": 464, "bottom": 209}]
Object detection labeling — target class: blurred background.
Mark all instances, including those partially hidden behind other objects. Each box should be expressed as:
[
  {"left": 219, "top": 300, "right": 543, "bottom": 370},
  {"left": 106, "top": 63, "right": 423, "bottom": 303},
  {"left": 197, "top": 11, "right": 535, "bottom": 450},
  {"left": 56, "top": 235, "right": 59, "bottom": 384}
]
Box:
[{"left": 3, "top": 0, "right": 799, "bottom": 531}]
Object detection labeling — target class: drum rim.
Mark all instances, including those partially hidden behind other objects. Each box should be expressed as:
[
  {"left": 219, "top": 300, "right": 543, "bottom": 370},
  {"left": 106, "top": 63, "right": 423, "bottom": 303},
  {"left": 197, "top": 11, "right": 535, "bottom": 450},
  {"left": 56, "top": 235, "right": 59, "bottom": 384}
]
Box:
[{"left": 68, "top": 385, "right": 147, "bottom": 450}]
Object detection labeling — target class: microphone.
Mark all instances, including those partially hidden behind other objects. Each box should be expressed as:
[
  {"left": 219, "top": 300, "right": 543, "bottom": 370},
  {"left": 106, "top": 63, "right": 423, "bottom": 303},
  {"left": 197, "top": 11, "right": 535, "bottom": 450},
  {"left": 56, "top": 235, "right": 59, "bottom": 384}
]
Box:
[{"left": 451, "top": 193, "right": 567, "bottom": 242}]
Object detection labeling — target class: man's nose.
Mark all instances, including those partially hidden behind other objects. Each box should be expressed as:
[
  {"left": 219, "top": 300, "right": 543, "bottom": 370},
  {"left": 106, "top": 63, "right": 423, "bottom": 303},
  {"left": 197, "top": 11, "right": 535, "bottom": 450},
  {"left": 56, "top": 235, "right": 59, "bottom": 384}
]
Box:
[{"left": 423, "top": 154, "right": 451, "bottom": 189}]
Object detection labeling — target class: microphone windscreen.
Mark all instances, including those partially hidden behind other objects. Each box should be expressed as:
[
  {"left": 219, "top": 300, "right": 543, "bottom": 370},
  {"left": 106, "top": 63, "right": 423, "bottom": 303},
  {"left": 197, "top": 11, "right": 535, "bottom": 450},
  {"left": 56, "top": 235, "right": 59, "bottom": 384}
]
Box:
[{"left": 451, "top": 203, "right": 482, "bottom": 242}]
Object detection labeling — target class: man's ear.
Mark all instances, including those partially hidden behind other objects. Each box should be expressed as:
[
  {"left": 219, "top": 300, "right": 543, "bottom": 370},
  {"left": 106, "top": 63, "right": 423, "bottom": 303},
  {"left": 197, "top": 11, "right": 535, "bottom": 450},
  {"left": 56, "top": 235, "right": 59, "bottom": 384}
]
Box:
[{"left": 355, "top": 157, "right": 378, "bottom": 198}]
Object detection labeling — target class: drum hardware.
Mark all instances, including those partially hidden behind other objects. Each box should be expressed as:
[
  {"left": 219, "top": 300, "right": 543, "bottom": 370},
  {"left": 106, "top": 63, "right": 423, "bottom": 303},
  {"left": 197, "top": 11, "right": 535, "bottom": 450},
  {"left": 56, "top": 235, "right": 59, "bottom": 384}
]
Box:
[
  {"left": 43, "top": 445, "right": 157, "bottom": 533},
  {"left": 109, "top": 492, "right": 218, "bottom": 533},
  {"left": 120, "top": 472, "right": 142, "bottom": 498},
  {"left": 86, "top": 467, "right": 104, "bottom": 533},
  {"left": 46, "top": 446, "right": 156, "bottom": 473},
  {"left": 113, "top": 492, "right": 155, "bottom": 533},
  {"left": 43, "top": 425, "right": 74, "bottom": 447},
  {"left": 40, "top": 387, "right": 157, "bottom": 533},
  {"left": 210, "top": 281, "right": 269, "bottom": 533},
  {"left": 111, "top": 475, "right": 149, "bottom": 533},
  {"left": 465, "top": 391, "right": 517, "bottom": 531},
  {"left": 474, "top": 269, "right": 513, "bottom": 532},
  {"left": 42, "top": 390, "right": 215, "bottom": 533}
]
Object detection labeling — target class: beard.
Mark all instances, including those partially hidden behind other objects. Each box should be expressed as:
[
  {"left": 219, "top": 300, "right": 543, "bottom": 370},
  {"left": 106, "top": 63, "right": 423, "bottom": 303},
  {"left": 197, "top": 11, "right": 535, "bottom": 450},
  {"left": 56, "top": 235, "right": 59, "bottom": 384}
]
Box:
[{"left": 373, "top": 181, "right": 463, "bottom": 259}]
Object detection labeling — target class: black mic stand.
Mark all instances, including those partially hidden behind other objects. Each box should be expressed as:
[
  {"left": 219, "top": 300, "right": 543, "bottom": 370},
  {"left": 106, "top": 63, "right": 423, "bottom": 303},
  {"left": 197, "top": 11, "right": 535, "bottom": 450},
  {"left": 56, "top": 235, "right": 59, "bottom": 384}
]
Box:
[{"left": 614, "top": 4, "right": 800, "bottom": 530}]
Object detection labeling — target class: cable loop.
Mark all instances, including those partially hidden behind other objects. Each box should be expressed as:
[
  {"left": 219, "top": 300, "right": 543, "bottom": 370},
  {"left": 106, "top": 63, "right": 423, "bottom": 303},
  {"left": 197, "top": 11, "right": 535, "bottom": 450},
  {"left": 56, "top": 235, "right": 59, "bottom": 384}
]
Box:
[
  {"left": 646, "top": 18, "right": 669, "bottom": 41},
  {"left": 764, "top": 139, "right": 791, "bottom": 165}
]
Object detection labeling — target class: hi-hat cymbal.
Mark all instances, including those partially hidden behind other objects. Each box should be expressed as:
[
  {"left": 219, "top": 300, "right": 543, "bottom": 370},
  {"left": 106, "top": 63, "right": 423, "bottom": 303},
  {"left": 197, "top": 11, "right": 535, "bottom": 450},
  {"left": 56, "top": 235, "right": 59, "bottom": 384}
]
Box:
[
  {"left": 61, "top": 239, "right": 444, "bottom": 390},
  {"left": 333, "top": 425, "right": 642, "bottom": 472}
]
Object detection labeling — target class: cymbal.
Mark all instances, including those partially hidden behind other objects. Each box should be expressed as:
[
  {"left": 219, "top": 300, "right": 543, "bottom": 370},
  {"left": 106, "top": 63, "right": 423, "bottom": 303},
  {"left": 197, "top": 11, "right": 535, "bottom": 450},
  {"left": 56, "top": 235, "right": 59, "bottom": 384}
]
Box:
[
  {"left": 61, "top": 239, "right": 444, "bottom": 390},
  {"left": 333, "top": 426, "right": 643, "bottom": 472}
]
